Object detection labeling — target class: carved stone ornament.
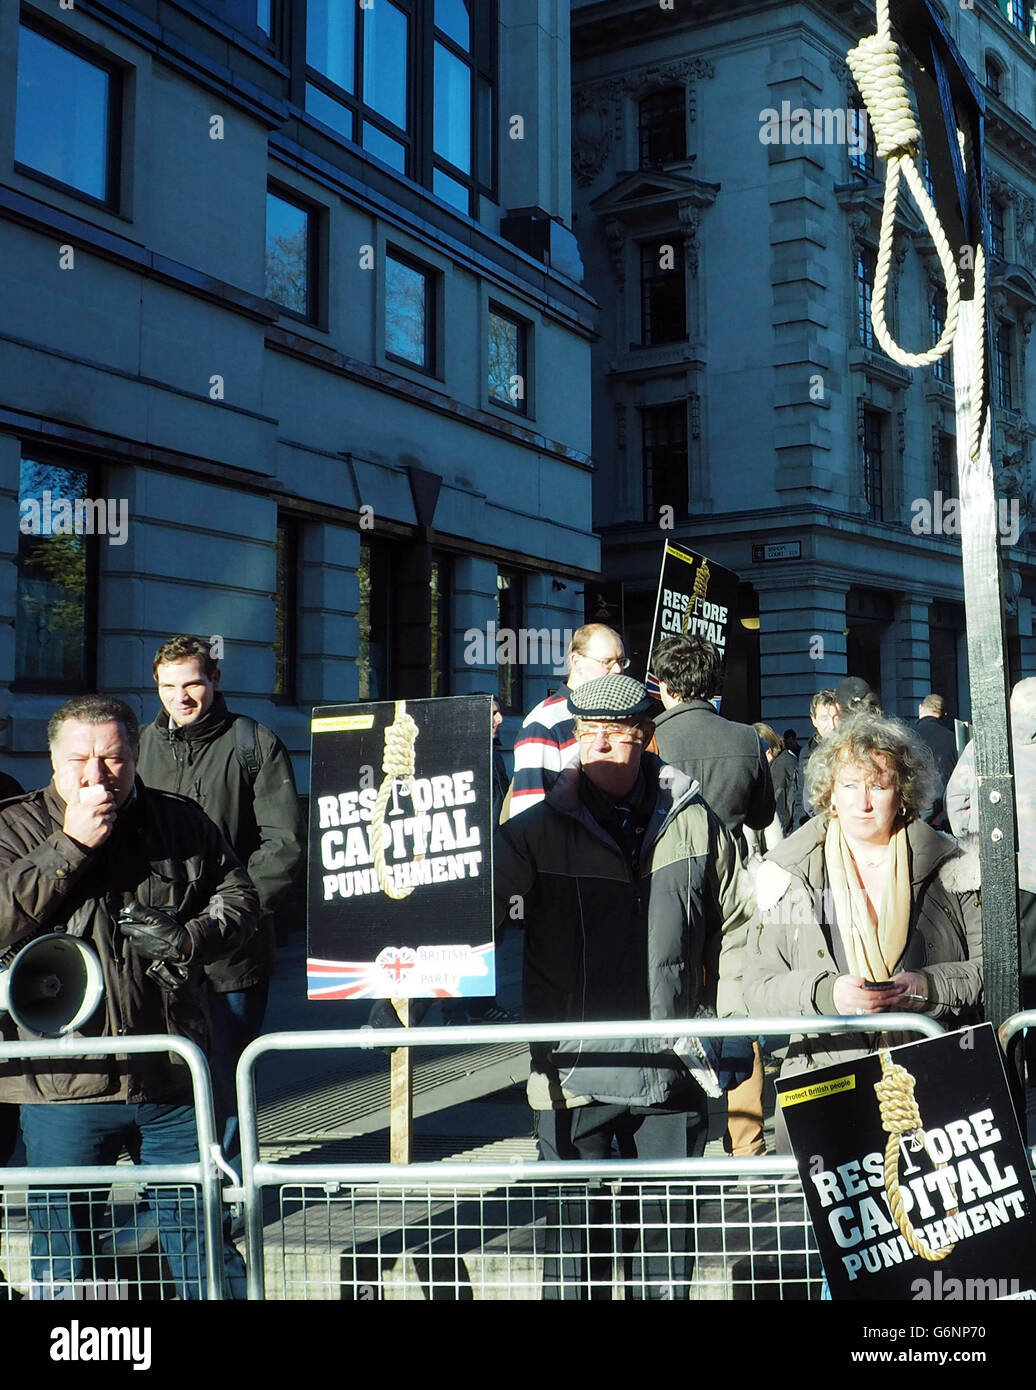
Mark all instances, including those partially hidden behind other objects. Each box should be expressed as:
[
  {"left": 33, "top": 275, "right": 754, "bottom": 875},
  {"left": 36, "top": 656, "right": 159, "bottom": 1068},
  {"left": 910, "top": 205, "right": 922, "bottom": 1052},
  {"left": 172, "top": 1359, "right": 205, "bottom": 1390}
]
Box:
[
  {"left": 678, "top": 201, "right": 701, "bottom": 278},
  {"left": 604, "top": 217, "right": 626, "bottom": 287}
]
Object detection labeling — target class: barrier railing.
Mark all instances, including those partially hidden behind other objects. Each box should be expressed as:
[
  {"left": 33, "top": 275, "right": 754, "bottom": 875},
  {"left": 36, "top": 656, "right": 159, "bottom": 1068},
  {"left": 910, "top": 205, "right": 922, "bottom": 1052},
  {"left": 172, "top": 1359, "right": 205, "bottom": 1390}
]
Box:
[
  {"left": 237, "top": 1013, "right": 946, "bottom": 1301},
  {"left": 0, "top": 1035, "right": 229, "bottom": 1300}
]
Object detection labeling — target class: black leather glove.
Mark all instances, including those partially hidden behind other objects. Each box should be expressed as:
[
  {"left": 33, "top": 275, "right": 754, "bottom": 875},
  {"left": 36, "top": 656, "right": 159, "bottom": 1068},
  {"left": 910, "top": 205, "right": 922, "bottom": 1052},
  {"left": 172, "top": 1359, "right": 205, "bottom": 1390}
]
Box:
[{"left": 117, "top": 901, "right": 192, "bottom": 964}]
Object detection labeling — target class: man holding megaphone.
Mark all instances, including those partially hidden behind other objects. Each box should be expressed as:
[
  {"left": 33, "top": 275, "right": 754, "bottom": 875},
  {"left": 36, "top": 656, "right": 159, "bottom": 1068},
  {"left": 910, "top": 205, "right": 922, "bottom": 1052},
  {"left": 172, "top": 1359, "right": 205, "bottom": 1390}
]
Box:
[{"left": 0, "top": 694, "right": 258, "bottom": 1299}]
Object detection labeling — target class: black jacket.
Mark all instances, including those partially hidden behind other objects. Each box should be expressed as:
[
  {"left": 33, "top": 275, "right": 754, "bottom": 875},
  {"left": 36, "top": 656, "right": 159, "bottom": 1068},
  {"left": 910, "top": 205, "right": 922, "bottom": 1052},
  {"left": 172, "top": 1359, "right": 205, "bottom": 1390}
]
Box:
[
  {"left": 769, "top": 748, "right": 801, "bottom": 835},
  {"left": 0, "top": 780, "right": 257, "bottom": 1103},
  {"left": 652, "top": 700, "right": 776, "bottom": 853},
  {"left": 137, "top": 695, "right": 303, "bottom": 991}
]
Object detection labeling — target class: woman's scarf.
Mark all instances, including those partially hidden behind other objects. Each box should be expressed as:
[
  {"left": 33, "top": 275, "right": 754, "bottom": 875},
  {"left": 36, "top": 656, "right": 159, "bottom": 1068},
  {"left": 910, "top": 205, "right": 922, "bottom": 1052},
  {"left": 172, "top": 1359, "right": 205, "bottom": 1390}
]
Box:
[{"left": 824, "top": 816, "right": 911, "bottom": 979}]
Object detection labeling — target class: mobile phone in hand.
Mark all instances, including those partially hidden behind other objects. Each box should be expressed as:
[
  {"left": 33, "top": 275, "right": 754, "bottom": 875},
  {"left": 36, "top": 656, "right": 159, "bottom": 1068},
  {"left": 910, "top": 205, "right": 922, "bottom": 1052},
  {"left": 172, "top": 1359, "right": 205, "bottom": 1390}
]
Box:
[{"left": 861, "top": 980, "right": 897, "bottom": 990}]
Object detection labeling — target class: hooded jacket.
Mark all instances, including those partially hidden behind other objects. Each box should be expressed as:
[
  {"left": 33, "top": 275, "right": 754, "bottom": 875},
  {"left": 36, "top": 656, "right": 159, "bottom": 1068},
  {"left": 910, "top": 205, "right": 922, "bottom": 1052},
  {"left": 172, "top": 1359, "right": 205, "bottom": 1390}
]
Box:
[
  {"left": 743, "top": 815, "right": 982, "bottom": 1081},
  {"left": 0, "top": 780, "right": 258, "bottom": 1103},
  {"left": 494, "top": 755, "right": 752, "bottom": 1109},
  {"left": 137, "top": 694, "right": 303, "bottom": 991}
]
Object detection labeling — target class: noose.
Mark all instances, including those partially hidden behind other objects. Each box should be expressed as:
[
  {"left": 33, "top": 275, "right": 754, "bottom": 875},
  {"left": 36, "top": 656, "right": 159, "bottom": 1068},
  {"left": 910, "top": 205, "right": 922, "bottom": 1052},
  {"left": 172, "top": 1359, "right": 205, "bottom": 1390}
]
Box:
[
  {"left": 682, "top": 556, "right": 710, "bottom": 635},
  {"left": 370, "top": 700, "right": 420, "bottom": 901},
  {"left": 847, "top": 0, "right": 988, "bottom": 462},
  {"left": 874, "top": 1051, "right": 957, "bottom": 1262}
]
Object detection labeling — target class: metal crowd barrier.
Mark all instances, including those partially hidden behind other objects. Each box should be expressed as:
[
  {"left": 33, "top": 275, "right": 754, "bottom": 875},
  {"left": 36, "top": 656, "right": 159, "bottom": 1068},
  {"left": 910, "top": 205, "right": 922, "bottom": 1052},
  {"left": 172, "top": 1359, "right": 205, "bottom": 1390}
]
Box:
[
  {"left": 236, "top": 1014, "right": 946, "bottom": 1301},
  {"left": 0, "top": 1035, "right": 228, "bottom": 1301}
]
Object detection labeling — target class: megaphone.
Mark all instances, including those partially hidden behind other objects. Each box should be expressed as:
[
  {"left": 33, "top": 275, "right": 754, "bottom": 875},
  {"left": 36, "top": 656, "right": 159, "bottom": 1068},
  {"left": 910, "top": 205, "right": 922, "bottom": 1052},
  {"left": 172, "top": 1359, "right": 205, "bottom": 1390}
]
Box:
[{"left": 0, "top": 934, "right": 104, "bottom": 1038}]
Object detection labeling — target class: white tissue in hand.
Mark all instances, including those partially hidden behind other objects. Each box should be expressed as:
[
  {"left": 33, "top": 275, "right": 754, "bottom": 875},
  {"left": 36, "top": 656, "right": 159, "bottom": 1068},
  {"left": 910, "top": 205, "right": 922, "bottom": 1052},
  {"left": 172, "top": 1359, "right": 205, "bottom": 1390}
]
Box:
[{"left": 79, "top": 785, "right": 108, "bottom": 805}]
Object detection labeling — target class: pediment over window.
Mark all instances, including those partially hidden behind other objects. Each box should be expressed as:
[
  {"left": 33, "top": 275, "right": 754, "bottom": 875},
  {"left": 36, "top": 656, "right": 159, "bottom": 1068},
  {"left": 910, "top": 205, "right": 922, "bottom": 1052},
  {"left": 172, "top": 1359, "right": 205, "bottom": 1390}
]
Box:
[{"left": 591, "top": 167, "right": 719, "bottom": 222}]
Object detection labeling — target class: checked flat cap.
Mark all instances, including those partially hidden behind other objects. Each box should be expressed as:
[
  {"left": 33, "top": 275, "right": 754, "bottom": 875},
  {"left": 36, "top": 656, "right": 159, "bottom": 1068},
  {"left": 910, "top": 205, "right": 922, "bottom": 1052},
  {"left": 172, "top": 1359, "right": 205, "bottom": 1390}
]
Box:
[{"left": 569, "top": 674, "right": 656, "bottom": 721}]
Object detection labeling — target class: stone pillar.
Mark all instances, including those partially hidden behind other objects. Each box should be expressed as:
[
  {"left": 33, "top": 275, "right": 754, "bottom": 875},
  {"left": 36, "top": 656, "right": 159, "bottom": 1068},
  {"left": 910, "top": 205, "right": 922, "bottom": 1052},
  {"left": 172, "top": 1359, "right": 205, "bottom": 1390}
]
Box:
[
  {"left": 893, "top": 594, "right": 933, "bottom": 720},
  {"left": 451, "top": 557, "right": 499, "bottom": 694},
  {"left": 756, "top": 577, "right": 848, "bottom": 740},
  {"left": 299, "top": 523, "right": 360, "bottom": 706}
]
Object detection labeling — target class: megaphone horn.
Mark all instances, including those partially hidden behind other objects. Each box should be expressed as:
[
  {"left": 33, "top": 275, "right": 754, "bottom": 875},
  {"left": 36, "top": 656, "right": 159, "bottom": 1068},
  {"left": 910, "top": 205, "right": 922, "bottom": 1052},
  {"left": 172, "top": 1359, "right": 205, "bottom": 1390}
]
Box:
[{"left": 0, "top": 934, "right": 105, "bottom": 1038}]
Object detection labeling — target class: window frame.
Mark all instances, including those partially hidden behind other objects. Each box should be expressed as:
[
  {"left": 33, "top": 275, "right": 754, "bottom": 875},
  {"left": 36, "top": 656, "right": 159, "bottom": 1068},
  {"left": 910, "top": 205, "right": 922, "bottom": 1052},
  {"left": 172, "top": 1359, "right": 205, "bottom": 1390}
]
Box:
[
  {"left": 995, "top": 319, "right": 1015, "bottom": 410},
  {"left": 638, "top": 238, "right": 687, "bottom": 347},
  {"left": 384, "top": 246, "right": 439, "bottom": 375},
  {"left": 291, "top": 0, "right": 497, "bottom": 215},
  {"left": 638, "top": 87, "right": 686, "bottom": 168},
  {"left": 14, "top": 17, "right": 123, "bottom": 212},
  {"left": 495, "top": 567, "right": 523, "bottom": 714},
  {"left": 13, "top": 452, "right": 100, "bottom": 695},
  {"left": 862, "top": 407, "right": 886, "bottom": 523},
  {"left": 989, "top": 197, "right": 1008, "bottom": 261},
  {"left": 856, "top": 246, "right": 877, "bottom": 350},
  {"left": 641, "top": 401, "right": 689, "bottom": 523},
  {"left": 265, "top": 183, "right": 321, "bottom": 324},
  {"left": 486, "top": 301, "right": 530, "bottom": 416}
]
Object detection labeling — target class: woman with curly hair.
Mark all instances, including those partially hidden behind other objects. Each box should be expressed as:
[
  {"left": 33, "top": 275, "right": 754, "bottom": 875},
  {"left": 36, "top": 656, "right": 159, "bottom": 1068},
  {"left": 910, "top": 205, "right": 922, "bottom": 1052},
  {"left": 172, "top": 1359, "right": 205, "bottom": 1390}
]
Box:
[{"left": 743, "top": 712, "right": 982, "bottom": 1119}]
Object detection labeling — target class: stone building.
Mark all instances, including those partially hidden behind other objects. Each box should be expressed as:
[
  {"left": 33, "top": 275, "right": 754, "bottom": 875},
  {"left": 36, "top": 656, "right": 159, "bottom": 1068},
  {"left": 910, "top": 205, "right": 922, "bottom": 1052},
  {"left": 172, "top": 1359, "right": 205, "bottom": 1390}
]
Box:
[
  {"left": 0, "top": 0, "right": 594, "bottom": 787},
  {"left": 571, "top": 0, "right": 1036, "bottom": 733}
]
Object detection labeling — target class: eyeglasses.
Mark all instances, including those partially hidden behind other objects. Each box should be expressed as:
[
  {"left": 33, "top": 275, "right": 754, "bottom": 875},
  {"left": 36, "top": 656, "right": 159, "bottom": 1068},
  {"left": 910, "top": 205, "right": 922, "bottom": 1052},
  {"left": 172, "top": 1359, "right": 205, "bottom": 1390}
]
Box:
[
  {"left": 576, "top": 722, "right": 643, "bottom": 744},
  {"left": 579, "top": 652, "right": 631, "bottom": 671}
]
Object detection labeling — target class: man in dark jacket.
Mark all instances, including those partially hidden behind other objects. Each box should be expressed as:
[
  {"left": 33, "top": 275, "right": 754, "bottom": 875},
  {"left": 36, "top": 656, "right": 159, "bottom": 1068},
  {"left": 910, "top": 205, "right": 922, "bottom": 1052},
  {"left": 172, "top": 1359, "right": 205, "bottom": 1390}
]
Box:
[
  {"left": 650, "top": 637, "right": 775, "bottom": 859},
  {"left": 495, "top": 674, "right": 752, "bottom": 1298},
  {"left": 915, "top": 693, "right": 957, "bottom": 827},
  {"left": 136, "top": 635, "right": 303, "bottom": 1158},
  {"left": 0, "top": 695, "right": 257, "bottom": 1297}
]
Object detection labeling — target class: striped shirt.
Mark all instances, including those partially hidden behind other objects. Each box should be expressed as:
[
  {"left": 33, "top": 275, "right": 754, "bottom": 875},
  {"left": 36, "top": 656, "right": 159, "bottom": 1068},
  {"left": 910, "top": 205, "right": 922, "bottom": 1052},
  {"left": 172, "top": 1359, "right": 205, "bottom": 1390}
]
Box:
[{"left": 508, "top": 687, "right": 578, "bottom": 817}]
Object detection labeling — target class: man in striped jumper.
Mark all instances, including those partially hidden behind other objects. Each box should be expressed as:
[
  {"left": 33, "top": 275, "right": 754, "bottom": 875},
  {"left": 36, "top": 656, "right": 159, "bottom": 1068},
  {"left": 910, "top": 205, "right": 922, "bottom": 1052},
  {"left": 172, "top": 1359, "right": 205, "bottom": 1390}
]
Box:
[{"left": 506, "top": 624, "right": 628, "bottom": 819}]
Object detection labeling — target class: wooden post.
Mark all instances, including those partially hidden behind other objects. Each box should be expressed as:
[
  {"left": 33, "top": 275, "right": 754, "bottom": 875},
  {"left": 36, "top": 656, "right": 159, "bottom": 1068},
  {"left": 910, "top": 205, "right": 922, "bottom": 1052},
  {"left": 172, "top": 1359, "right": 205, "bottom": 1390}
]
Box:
[
  {"left": 953, "top": 295, "right": 1021, "bottom": 1032},
  {"left": 389, "top": 997, "right": 413, "bottom": 1164}
]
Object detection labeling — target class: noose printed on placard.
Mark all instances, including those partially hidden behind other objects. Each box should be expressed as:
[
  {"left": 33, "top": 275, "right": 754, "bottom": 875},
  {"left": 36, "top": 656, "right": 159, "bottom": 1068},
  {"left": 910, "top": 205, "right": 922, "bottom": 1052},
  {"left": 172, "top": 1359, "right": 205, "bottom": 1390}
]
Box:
[
  {"left": 370, "top": 700, "right": 420, "bottom": 901},
  {"left": 682, "top": 557, "right": 711, "bottom": 635},
  {"left": 874, "top": 1051, "right": 957, "bottom": 1262},
  {"left": 847, "top": 0, "right": 987, "bottom": 462}
]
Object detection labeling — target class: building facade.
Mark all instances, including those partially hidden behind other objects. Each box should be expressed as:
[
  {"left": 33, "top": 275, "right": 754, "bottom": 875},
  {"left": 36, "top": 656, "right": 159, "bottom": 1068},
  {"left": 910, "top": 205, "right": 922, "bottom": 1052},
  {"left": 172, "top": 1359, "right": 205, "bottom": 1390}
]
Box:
[
  {"left": 0, "top": 0, "right": 596, "bottom": 789},
  {"left": 572, "top": 0, "right": 1036, "bottom": 734}
]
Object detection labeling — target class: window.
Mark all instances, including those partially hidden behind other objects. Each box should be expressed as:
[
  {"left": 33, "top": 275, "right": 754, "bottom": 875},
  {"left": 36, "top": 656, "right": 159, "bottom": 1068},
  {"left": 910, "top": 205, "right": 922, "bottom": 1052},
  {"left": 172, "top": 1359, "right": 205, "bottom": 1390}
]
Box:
[
  {"left": 1009, "top": 1, "right": 1033, "bottom": 40},
  {"left": 257, "top": 0, "right": 272, "bottom": 35},
  {"left": 642, "top": 403, "right": 688, "bottom": 521},
  {"left": 856, "top": 247, "right": 877, "bottom": 349},
  {"left": 15, "top": 458, "right": 97, "bottom": 689},
  {"left": 496, "top": 568, "right": 522, "bottom": 713},
  {"left": 639, "top": 240, "right": 686, "bottom": 346},
  {"left": 385, "top": 251, "right": 436, "bottom": 371},
  {"left": 930, "top": 287, "right": 953, "bottom": 383},
  {"left": 986, "top": 56, "right": 1004, "bottom": 97},
  {"left": 849, "top": 88, "right": 875, "bottom": 178},
  {"left": 990, "top": 198, "right": 1007, "bottom": 260},
  {"left": 638, "top": 88, "right": 685, "bottom": 168},
  {"left": 862, "top": 409, "right": 885, "bottom": 522},
  {"left": 15, "top": 22, "right": 120, "bottom": 207},
  {"left": 274, "top": 516, "right": 299, "bottom": 703},
  {"left": 935, "top": 430, "right": 955, "bottom": 498},
  {"left": 299, "top": 0, "right": 496, "bottom": 215},
  {"left": 995, "top": 320, "right": 1015, "bottom": 409},
  {"left": 430, "top": 554, "right": 451, "bottom": 697},
  {"left": 358, "top": 538, "right": 392, "bottom": 701},
  {"left": 488, "top": 306, "right": 527, "bottom": 412},
  {"left": 266, "top": 189, "right": 316, "bottom": 318}
]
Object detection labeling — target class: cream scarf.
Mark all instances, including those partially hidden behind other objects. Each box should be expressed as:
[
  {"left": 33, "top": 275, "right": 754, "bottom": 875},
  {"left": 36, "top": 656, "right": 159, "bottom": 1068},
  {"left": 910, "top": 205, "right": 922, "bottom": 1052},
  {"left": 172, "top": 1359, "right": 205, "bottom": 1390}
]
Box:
[{"left": 824, "top": 817, "right": 911, "bottom": 979}]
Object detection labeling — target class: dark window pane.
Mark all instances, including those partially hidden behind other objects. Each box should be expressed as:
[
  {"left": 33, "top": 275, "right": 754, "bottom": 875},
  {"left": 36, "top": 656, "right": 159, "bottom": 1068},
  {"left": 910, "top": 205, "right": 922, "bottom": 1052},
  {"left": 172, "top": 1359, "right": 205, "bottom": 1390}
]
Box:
[
  {"left": 305, "top": 82, "right": 354, "bottom": 138},
  {"left": 433, "top": 166, "right": 469, "bottom": 212},
  {"left": 363, "top": 0, "right": 408, "bottom": 130},
  {"left": 497, "top": 569, "right": 522, "bottom": 713},
  {"left": 863, "top": 409, "right": 884, "bottom": 521},
  {"left": 990, "top": 200, "right": 1006, "bottom": 259},
  {"left": 435, "top": 0, "right": 470, "bottom": 51},
  {"left": 257, "top": 0, "right": 272, "bottom": 35},
  {"left": 266, "top": 191, "right": 310, "bottom": 315},
  {"left": 986, "top": 58, "right": 1002, "bottom": 97},
  {"left": 849, "top": 91, "right": 874, "bottom": 177},
  {"left": 642, "top": 404, "right": 687, "bottom": 521},
  {"left": 488, "top": 309, "right": 525, "bottom": 410},
  {"left": 640, "top": 241, "right": 686, "bottom": 345},
  {"left": 434, "top": 41, "right": 471, "bottom": 172},
  {"left": 358, "top": 539, "right": 391, "bottom": 701},
  {"left": 935, "top": 431, "right": 955, "bottom": 498},
  {"left": 995, "top": 321, "right": 1014, "bottom": 409},
  {"left": 15, "top": 25, "right": 112, "bottom": 202},
  {"left": 274, "top": 518, "right": 298, "bottom": 702},
  {"left": 478, "top": 76, "right": 493, "bottom": 183},
  {"left": 386, "top": 255, "right": 431, "bottom": 368},
  {"left": 857, "top": 248, "right": 876, "bottom": 349},
  {"left": 638, "top": 88, "right": 685, "bottom": 167},
  {"left": 363, "top": 122, "right": 407, "bottom": 171},
  {"left": 307, "top": 0, "right": 354, "bottom": 92},
  {"left": 16, "top": 459, "right": 92, "bottom": 685},
  {"left": 930, "top": 288, "right": 952, "bottom": 383}
]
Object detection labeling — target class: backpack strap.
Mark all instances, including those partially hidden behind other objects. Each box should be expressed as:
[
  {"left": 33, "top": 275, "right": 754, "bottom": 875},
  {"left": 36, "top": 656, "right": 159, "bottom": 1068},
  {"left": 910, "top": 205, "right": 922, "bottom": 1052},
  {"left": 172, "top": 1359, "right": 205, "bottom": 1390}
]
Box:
[{"left": 233, "top": 715, "right": 263, "bottom": 785}]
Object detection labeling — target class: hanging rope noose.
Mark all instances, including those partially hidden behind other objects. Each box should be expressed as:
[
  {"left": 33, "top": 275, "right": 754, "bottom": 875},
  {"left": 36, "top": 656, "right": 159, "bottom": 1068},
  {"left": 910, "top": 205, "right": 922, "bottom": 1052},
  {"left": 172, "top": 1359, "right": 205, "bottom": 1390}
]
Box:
[
  {"left": 874, "top": 1051, "right": 958, "bottom": 1262},
  {"left": 370, "top": 700, "right": 420, "bottom": 901}
]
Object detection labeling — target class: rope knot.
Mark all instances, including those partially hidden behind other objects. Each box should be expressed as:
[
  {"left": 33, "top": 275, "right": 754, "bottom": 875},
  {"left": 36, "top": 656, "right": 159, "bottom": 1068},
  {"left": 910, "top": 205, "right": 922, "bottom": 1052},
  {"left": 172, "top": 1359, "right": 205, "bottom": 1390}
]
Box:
[{"left": 847, "top": 36, "right": 920, "bottom": 161}]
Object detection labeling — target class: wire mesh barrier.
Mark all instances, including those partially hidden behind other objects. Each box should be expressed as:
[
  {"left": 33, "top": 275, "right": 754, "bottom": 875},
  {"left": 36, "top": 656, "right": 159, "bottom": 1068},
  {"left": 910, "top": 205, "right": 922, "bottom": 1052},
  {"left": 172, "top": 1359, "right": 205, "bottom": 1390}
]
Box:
[
  {"left": 0, "top": 1035, "right": 230, "bottom": 1301},
  {"left": 237, "top": 1015, "right": 947, "bottom": 1301}
]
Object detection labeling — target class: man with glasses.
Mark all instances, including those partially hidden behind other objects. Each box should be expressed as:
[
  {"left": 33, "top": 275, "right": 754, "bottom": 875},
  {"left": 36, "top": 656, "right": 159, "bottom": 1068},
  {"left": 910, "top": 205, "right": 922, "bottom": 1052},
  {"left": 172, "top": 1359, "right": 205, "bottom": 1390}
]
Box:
[
  {"left": 507, "top": 623, "right": 629, "bottom": 819},
  {"left": 495, "top": 674, "right": 752, "bottom": 1298}
]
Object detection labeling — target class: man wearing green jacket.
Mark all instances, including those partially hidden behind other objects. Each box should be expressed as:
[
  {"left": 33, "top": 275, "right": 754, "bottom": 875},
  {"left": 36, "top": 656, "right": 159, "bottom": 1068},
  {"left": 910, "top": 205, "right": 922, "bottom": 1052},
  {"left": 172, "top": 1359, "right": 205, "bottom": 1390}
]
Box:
[{"left": 137, "top": 635, "right": 303, "bottom": 1160}]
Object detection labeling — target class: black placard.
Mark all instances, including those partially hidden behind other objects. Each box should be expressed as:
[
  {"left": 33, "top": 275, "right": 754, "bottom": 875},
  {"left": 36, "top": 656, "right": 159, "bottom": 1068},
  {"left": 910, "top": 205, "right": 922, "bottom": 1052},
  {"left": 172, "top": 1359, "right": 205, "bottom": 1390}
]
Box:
[{"left": 644, "top": 541, "right": 740, "bottom": 692}]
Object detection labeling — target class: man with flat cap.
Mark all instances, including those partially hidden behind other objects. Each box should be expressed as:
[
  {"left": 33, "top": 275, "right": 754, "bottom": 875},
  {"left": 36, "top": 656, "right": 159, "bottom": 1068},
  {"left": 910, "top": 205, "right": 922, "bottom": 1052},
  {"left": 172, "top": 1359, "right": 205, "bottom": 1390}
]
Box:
[{"left": 495, "top": 674, "right": 753, "bottom": 1299}]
